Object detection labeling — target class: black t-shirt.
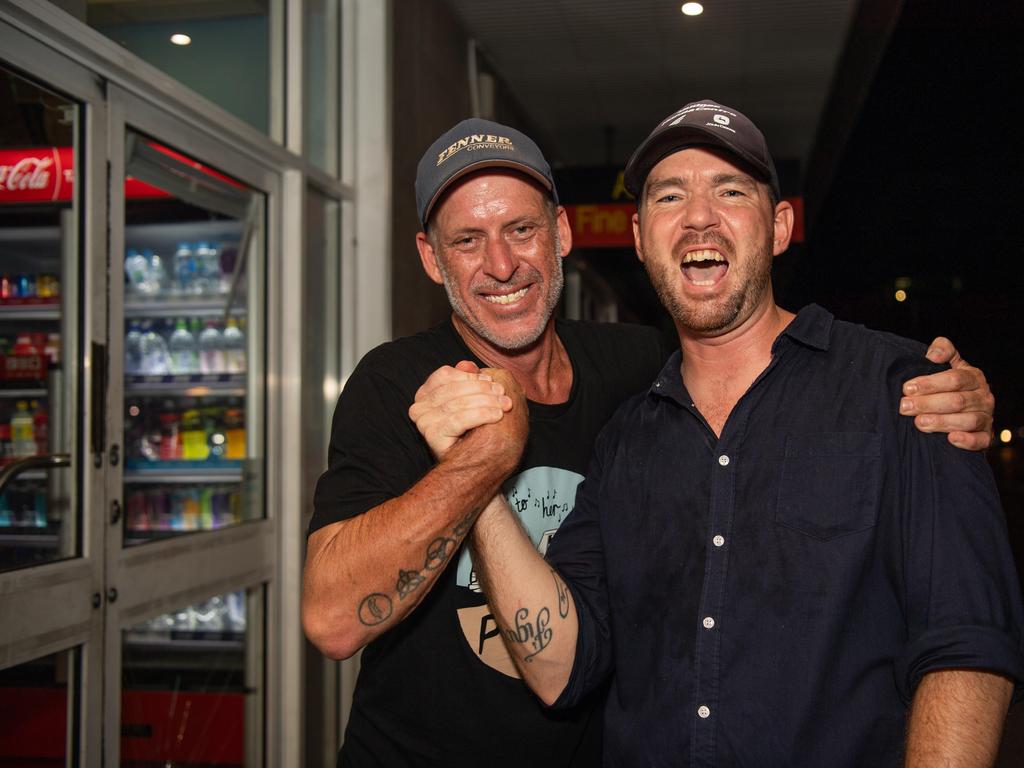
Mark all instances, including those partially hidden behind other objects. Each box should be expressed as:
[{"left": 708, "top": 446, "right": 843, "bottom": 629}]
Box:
[{"left": 311, "top": 317, "right": 667, "bottom": 767}]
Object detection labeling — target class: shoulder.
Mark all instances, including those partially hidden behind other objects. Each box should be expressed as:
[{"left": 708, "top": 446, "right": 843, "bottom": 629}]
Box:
[
  {"left": 558, "top": 318, "right": 667, "bottom": 376},
  {"left": 828, "top": 317, "right": 944, "bottom": 383},
  {"left": 347, "top": 320, "right": 466, "bottom": 399}
]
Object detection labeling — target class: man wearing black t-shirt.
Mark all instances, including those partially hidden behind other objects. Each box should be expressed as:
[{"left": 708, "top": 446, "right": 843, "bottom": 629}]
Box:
[{"left": 302, "top": 117, "right": 995, "bottom": 767}]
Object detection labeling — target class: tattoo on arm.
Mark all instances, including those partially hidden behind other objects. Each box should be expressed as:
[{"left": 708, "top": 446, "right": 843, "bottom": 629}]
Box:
[
  {"left": 425, "top": 536, "right": 457, "bottom": 571},
  {"left": 553, "top": 570, "right": 570, "bottom": 619},
  {"left": 503, "top": 606, "right": 553, "bottom": 662},
  {"left": 357, "top": 593, "right": 393, "bottom": 626},
  {"left": 452, "top": 508, "right": 478, "bottom": 538},
  {"left": 396, "top": 569, "right": 425, "bottom": 599},
  {"left": 357, "top": 511, "right": 477, "bottom": 621}
]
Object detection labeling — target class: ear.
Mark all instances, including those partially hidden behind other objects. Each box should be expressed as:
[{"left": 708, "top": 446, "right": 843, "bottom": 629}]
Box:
[
  {"left": 771, "top": 200, "right": 795, "bottom": 257},
  {"left": 632, "top": 210, "right": 645, "bottom": 263},
  {"left": 554, "top": 205, "right": 573, "bottom": 258},
  {"left": 415, "top": 231, "right": 445, "bottom": 285}
]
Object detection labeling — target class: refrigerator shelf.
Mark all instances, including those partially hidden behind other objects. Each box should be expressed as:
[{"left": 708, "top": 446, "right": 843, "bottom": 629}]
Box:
[
  {"left": 0, "top": 387, "right": 47, "bottom": 398},
  {"left": 125, "top": 298, "right": 246, "bottom": 319},
  {"left": 0, "top": 304, "right": 61, "bottom": 321},
  {"left": 124, "top": 462, "right": 243, "bottom": 484},
  {"left": 125, "top": 372, "right": 246, "bottom": 396}
]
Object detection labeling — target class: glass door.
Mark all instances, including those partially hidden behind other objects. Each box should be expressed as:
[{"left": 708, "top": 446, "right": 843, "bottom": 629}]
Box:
[
  {"left": 0, "top": 25, "right": 109, "bottom": 767},
  {"left": 104, "top": 85, "right": 276, "bottom": 768}
]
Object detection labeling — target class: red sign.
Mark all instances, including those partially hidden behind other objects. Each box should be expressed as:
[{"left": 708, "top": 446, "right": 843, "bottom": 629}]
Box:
[
  {"left": 566, "top": 203, "right": 636, "bottom": 248},
  {"left": 566, "top": 197, "right": 805, "bottom": 249},
  {"left": 0, "top": 146, "right": 171, "bottom": 204}
]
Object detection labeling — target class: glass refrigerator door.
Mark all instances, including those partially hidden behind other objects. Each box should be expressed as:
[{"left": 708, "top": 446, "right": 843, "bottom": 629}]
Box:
[
  {"left": 120, "top": 132, "right": 262, "bottom": 545},
  {"left": 0, "top": 66, "right": 76, "bottom": 573}
]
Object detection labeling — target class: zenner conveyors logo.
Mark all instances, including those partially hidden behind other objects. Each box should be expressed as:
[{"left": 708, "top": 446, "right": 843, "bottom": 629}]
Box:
[{"left": 437, "top": 133, "right": 515, "bottom": 165}]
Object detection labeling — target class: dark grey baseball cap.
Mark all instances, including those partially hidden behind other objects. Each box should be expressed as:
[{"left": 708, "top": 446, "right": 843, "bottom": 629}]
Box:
[
  {"left": 624, "top": 100, "right": 780, "bottom": 199},
  {"left": 415, "top": 118, "right": 558, "bottom": 228}
]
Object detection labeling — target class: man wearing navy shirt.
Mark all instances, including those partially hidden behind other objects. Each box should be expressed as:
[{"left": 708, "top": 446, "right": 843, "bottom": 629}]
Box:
[{"left": 431, "top": 101, "right": 1024, "bottom": 766}]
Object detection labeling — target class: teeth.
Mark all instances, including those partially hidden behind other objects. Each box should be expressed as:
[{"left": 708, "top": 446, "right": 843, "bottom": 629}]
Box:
[
  {"left": 682, "top": 249, "right": 725, "bottom": 264},
  {"left": 484, "top": 287, "right": 528, "bottom": 305}
]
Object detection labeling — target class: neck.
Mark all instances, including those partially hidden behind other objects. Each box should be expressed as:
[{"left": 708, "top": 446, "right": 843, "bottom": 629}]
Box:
[
  {"left": 452, "top": 314, "right": 572, "bottom": 405},
  {"left": 675, "top": 299, "right": 794, "bottom": 434}
]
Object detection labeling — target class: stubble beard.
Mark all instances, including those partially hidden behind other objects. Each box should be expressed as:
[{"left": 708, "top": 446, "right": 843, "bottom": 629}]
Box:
[
  {"left": 439, "top": 233, "right": 565, "bottom": 352},
  {"left": 644, "top": 232, "right": 773, "bottom": 336}
]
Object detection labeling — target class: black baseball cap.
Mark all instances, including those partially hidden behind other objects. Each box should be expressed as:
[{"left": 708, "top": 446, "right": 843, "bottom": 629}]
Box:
[
  {"left": 415, "top": 118, "right": 558, "bottom": 228},
  {"left": 624, "top": 100, "right": 780, "bottom": 199}
]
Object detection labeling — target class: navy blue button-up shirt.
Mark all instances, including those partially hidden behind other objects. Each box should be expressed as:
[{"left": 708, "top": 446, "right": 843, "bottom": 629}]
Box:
[{"left": 547, "top": 304, "right": 1024, "bottom": 767}]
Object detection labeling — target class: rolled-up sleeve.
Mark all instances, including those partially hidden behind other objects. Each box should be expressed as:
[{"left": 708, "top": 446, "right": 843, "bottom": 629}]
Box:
[
  {"left": 894, "top": 416, "right": 1024, "bottom": 701},
  {"left": 546, "top": 426, "right": 617, "bottom": 709}
]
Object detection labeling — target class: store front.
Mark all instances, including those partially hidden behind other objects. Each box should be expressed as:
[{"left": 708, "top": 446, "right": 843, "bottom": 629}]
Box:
[{"left": 0, "top": 1, "right": 389, "bottom": 765}]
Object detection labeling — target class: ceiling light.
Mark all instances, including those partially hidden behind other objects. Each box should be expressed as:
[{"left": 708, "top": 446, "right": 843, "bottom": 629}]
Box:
[
  {"left": 894, "top": 289, "right": 907, "bottom": 302},
  {"left": 170, "top": 33, "right": 192, "bottom": 46},
  {"left": 999, "top": 429, "right": 1012, "bottom": 444},
  {"left": 681, "top": 2, "right": 704, "bottom": 16}
]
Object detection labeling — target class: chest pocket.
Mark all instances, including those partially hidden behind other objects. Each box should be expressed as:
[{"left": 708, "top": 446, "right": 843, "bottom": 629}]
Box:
[{"left": 775, "top": 432, "right": 882, "bottom": 541}]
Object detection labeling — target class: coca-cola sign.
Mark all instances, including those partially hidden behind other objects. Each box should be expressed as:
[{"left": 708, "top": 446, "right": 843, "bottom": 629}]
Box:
[
  {"left": 0, "top": 147, "right": 169, "bottom": 203},
  {"left": 0, "top": 147, "right": 71, "bottom": 202}
]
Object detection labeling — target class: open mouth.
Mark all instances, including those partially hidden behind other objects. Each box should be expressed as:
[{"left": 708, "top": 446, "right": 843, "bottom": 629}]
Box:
[
  {"left": 680, "top": 248, "right": 729, "bottom": 287},
  {"left": 482, "top": 286, "right": 529, "bottom": 305}
]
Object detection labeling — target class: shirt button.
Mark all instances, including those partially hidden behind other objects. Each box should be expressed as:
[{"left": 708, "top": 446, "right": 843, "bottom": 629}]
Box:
[
  {"left": 654, "top": 380, "right": 662, "bottom": 388},
  {"left": 702, "top": 616, "right": 715, "bottom": 629},
  {"left": 713, "top": 535, "right": 725, "bottom": 547},
  {"left": 698, "top": 705, "right": 711, "bottom": 719},
  {"left": 718, "top": 454, "right": 730, "bottom": 466}
]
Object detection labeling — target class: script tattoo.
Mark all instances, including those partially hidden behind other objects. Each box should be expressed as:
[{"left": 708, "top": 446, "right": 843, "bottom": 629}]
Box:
[
  {"left": 424, "top": 536, "right": 456, "bottom": 571},
  {"left": 553, "top": 570, "right": 570, "bottom": 619},
  {"left": 357, "top": 593, "right": 393, "bottom": 626},
  {"left": 396, "top": 569, "right": 425, "bottom": 599},
  {"left": 503, "top": 606, "right": 552, "bottom": 662}
]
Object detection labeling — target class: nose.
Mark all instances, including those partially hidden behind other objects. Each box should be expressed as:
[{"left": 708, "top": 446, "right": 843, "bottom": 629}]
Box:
[
  {"left": 681, "top": 192, "right": 719, "bottom": 232},
  {"left": 481, "top": 238, "right": 519, "bottom": 282}
]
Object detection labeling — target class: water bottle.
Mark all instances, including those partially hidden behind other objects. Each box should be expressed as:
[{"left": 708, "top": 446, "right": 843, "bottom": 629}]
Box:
[
  {"left": 125, "top": 321, "right": 144, "bottom": 374},
  {"left": 125, "top": 248, "right": 149, "bottom": 294},
  {"left": 144, "top": 249, "right": 168, "bottom": 296},
  {"left": 168, "top": 317, "right": 198, "bottom": 374},
  {"left": 222, "top": 317, "right": 246, "bottom": 373},
  {"left": 140, "top": 321, "right": 170, "bottom": 375},
  {"left": 195, "top": 242, "right": 221, "bottom": 296},
  {"left": 173, "top": 242, "right": 196, "bottom": 295},
  {"left": 198, "top": 320, "right": 225, "bottom": 374}
]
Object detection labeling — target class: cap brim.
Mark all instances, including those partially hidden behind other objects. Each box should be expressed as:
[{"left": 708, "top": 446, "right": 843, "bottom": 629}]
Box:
[
  {"left": 422, "top": 159, "right": 554, "bottom": 226},
  {"left": 625, "top": 124, "right": 773, "bottom": 198}
]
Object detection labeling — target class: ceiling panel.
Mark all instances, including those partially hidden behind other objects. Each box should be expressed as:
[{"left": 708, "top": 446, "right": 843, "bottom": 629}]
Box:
[{"left": 439, "top": 0, "right": 858, "bottom": 172}]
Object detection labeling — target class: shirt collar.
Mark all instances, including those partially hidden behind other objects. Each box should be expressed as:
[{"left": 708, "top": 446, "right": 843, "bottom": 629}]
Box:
[{"left": 647, "top": 304, "right": 834, "bottom": 403}]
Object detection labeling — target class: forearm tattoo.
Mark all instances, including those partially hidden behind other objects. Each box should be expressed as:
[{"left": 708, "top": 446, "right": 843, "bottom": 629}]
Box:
[
  {"left": 500, "top": 570, "right": 571, "bottom": 661},
  {"left": 355, "top": 508, "right": 482, "bottom": 626},
  {"left": 504, "top": 606, "right": 552, "bottom": 662}
]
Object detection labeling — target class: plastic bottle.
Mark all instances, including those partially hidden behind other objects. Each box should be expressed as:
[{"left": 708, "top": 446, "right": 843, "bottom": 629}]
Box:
[
  {"left": 10, "top": 400, "right": 36, "bottom": 456},
  {"left": 198, "top": 320, "right": 225, "bottom": 374},
  {"left": 144, "top": 249, "right": 168, "bottom": 296},
  {"left": 125, "top": 321, "right": 144, "bottom": 375},
  {"left": 125, "top": 248, "right": 149, "bottom": 294},
  {"left": 140, "top": 321, "right": 170, "bottom": 375},
  {"left": 195, "top": 242, "right": 221, "bottom": 295},
  {"left": 168, "top": 318, "right": 198, "bottom": 374},
  {"left": 221, "top": 317, "right": 246, "bottom": 373},
  {"left": 173, "top": 242, "right": 196, "bottom": 295}
]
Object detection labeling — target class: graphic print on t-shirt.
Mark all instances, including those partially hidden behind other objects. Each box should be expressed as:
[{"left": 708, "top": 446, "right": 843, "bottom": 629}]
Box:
[{"left": 456, "top": 466, "right": 584, "bottom": 676}]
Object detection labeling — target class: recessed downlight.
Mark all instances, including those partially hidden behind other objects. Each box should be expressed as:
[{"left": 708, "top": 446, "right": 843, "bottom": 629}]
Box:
[
  {"left": 170, "top": 33, "right": 192, "bottom": 46},
  {"left": 681, "top": 2, "right": 704, "bottom": 16}
]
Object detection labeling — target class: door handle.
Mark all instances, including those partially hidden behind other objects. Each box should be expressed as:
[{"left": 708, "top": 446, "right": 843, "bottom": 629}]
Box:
[{"left": 0, "top": 453, "right": 72, "bottom": 495}]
